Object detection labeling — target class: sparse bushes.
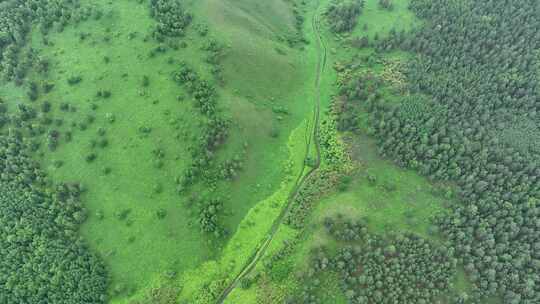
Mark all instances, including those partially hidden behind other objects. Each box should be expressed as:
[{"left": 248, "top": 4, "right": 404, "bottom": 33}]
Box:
[
  {"left": 115, "top": 208, "right": 132, "bottom": 221},
  {"left": 142, "top": 75, "right": 150, "bottom": 87},
  {"left": 27, "top": 81, "right": 39, "bottom": 100},
  {"left": 86, "top": 152, "right": 97, "bottom": 162},
  {"left": 96, "top": 89, "right": 111, "bottom": 98},
  {"left": 156, "top": 208, "right": 167, "bottom": 219},
  {"left": 288, "top": 2, "right": 308, "bottom": 47},
  {"left": 217, "top": 153, "right": 244, "bottom": 180}
]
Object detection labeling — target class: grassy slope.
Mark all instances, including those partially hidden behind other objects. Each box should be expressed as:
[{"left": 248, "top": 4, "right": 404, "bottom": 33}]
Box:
[
  {"left": 0, "top": 0, "right": 318, "bottom": 302},
  {"left": 19, "top": 0, "right": 212, "bottom": 300},
  {"left": 0, "top": 0, "right": 199, "bottom": 299},
  {"left": 195, "top": 0, "right": 317, "bottom": 235},
  {"left": 36, "top": 0, "right": 318, "bottom": 302},
  {"left": 223, "top": 0, "right": 329, "bottom": 301},
  {"left": 178, "top": 119, "right": 309, "bottom": 303},
  {"left": 94, "top": 0, "right": 320, "bottom": 301}
]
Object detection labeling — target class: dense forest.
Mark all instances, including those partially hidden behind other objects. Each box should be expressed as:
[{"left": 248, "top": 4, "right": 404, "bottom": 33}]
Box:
[
  {"left": 289, "top": 216, "right": 456, "bottom": 304},
  {"left": 0, "top": 134, "right": 108, "bottom": 303},
  {"left": 337, "top": 0, "right": 540, "bottom": 303}
]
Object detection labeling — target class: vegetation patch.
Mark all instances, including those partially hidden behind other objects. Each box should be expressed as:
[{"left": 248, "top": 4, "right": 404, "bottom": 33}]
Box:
[
  {"left": 0, "top": 134, "right": 108, "bottom": 303},
  {"left": 290, "top": 216, "right": 455, "bottom": 304},
  {"left": 325, "top": 0, "right": 364, "bottom": 33},
  {"left": 331, "top": 0, "right": 540, "bottom": 302}
]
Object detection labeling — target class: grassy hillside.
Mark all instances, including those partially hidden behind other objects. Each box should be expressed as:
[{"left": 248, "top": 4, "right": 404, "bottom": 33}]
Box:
[
  {"left": 0, "top": 0, "right": 316, "bottom": 302},
  {"left": 1, "top": 0, "right": 215, "bottom": 300},
  {"left": 193, "top": 0, "right": 318, "bottom": 236},
  {"left": 0, "top": 0, "right": 322, "bottom": 302}
]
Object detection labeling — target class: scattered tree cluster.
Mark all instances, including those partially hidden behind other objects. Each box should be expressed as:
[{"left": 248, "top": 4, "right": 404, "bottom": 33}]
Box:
[
  {"left": 197, "top": 198, "right": 225, "bottom": 237},
  {"left": 290, "top": 216, "right": 455, "bottom": 304},
  {"left": 216, "top": 152, "right": 245, "bottom": 181},
  {"left": 0, "top": 134, "right": 108, "bottom": 303},
  {"left": 286, "top": 0, "right": 308, "bottom": 47},
  {"left": 0, "top": 0, "right": 98, "bottom": 83},
  {"left": 174, "top": 62, "right": 219, "bottom": 116},
  {"left": 325, "top": 0, "right": 364, "bottom": 33},
  {"left": 180, "top": 194, "right": 228, "bottom": 237},
  {"left": 173, "top": 62, "right": 236, "bottom": 236},
  {"left": 149, "top": 0, "right": 192, "bottom": 39},
  {"left": 174, "top": 62, "right": 229, "bottom": 193},
  {"left": 337, "top": 0, "right": 540, "bottom": 302},
  {"left": 0, "top": 95, "right": 92, "bottom": 155},
  {"left": 200, "top": 38, "right": 225, "bottom": 83}
]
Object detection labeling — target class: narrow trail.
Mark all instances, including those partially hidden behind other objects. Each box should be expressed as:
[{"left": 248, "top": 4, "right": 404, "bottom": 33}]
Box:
[{"left": 215, "top": 2, "right": 327, "bottom": 303}]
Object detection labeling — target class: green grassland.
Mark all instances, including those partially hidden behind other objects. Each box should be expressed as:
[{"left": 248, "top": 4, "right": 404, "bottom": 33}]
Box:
[
  {"left": 352, "top": 0, "right": 420, "bottom": 39},
  {"left": 179, "top": 119, "right": 309, "bottom": 303},
  {"left": 331, "top": 134, "right": 450, "bottom": 235},
  {"left": 1, "top": 0, "right": 324, "bottom": 302},
  {"left": 12, "top": 0, "right": 213, "bottom": 300},
  {"left": 193, "top": 0, "right": 319, "bottom": 235}
]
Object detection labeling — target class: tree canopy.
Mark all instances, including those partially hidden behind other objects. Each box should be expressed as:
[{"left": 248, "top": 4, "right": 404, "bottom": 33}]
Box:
[
  {"left": 325, "top": 0, "right": 364, "bottom": 33},
  {"left": 0, "top": 134, "right": 108, "bottom": 303},
  {"left": 337, "top": 0, "right": 540, "bottom": 302},
  {"left": 290, "top": 216, "right": 455, "bottom": 304}
]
